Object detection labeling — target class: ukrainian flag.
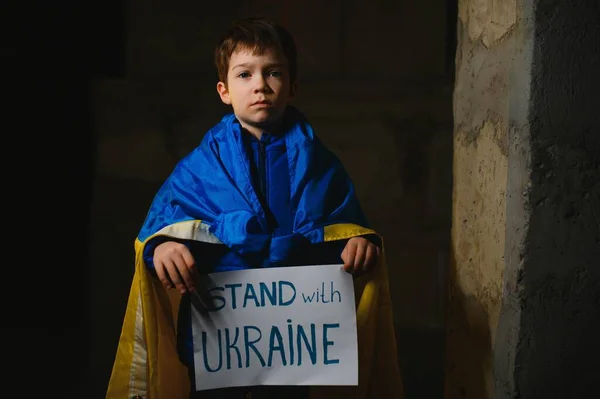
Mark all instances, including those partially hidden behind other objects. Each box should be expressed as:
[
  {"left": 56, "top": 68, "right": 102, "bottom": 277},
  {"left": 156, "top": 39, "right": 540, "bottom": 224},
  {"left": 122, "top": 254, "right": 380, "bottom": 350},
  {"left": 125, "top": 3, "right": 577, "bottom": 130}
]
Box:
[{"left": 106, "top": 107, "right": 405, "bottom": 398}]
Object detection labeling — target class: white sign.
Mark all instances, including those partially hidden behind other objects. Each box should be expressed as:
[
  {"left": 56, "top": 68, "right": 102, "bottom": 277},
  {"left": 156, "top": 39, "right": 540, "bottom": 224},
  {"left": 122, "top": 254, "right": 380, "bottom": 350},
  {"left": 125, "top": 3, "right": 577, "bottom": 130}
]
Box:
[{"left": 190, "top": 264, "right": 358, "bottom": 391}]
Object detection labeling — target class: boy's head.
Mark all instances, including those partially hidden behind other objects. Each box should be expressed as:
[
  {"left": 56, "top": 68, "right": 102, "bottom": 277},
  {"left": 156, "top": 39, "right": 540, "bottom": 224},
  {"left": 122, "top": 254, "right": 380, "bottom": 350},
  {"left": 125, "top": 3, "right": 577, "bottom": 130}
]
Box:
[{"left": 215, "top": 17, "right": 298, "bottom": 136}]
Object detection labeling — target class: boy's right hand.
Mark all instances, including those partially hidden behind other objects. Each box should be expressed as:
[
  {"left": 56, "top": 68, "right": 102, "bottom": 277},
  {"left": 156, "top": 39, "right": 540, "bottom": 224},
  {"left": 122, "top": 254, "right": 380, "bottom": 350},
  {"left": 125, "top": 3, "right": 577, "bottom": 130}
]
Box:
[{"left": 153, "top": 241, "right": 197, "bottom": 294}]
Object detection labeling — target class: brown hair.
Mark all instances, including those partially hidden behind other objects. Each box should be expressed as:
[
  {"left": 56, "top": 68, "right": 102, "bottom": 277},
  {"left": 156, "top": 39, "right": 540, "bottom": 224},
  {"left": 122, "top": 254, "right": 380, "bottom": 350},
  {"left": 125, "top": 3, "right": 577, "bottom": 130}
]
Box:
[{"left": 214, "top": 17, "right": 297, "bottom": 85}]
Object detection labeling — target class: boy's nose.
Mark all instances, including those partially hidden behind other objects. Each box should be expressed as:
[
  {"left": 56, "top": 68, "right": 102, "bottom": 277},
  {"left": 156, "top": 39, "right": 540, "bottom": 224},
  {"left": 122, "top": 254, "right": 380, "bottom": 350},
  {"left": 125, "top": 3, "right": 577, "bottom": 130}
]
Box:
[{"left": 253, "top": 76, "right": 270, "bottom": 93}]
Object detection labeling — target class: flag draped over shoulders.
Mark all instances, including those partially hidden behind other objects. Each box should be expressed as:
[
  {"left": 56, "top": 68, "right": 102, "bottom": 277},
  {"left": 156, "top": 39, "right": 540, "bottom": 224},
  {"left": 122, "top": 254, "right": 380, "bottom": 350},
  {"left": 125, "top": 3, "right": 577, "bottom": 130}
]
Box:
[{"left": 106, "top": 107, "right": 404, "bottom": 399}]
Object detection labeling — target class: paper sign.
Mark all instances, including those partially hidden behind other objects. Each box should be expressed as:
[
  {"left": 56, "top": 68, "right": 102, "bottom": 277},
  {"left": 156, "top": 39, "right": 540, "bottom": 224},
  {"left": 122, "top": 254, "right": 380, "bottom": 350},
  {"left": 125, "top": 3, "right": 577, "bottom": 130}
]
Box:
[{"left": 190, "top": 264, "right": 358, "bottom": 391}]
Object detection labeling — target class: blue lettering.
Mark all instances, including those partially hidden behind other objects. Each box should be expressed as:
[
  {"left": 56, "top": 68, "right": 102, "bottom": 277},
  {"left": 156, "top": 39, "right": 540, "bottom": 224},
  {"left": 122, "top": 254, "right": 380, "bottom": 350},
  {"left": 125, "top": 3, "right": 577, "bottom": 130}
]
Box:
[
  {"left": 259, "top": 282, "right": 277, "bottom": 306},
  {"left": 206, "top": 286, "right": 225, "bottom": 311},
  {"left": 301, "top": 291, "right": 316, "bottom": 303},
  {"left": 243, "top": 283, "right": 260, "bottom": 308},
  {"left": 287, "top": 319, "right": 294, "bottom": 365},
  {"left": 279, "top": 281, "right": 296, "bottom": 306},
  {"left": 224, "top": 283, "right": 242, "bottom": 309},
  {"left": 323, "top": 323, "right": 340, "bottom": 365},
  {"left": 202, "top": 330, "right": 223, "bottom": 372},
  {"left": 225, "top": 327, "right": 242, "bottom": 369},
  {"left": 243, "top": 326, "right": 266, "bottom": 367},
  {"left": 320, "top": 282, "right": 328, "bottom": 303},
  {"left": 297, "top": 323, "right": 317, "bottom": 365},
  {"left": 267, "top": 326, "right": 287, "bottom": 366},
  {"left": 330, "top": 282, "right": 341, "bottom": 302}
]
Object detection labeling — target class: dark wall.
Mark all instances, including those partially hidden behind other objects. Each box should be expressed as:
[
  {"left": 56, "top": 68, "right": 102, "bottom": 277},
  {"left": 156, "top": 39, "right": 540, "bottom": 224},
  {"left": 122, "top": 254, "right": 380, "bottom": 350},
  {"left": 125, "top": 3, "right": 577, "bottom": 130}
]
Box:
[
  {"left": 518, "top": 0, "right": 600, "bottom": 397},
  {"left": 3, "top": 1, "right": 125, "bottom": 397},
  {"left": 124, "top": 0, "right": 450, "bottom": 81},
  {"left": 89, "top": 2, "right": 457, "bottom": 398}
]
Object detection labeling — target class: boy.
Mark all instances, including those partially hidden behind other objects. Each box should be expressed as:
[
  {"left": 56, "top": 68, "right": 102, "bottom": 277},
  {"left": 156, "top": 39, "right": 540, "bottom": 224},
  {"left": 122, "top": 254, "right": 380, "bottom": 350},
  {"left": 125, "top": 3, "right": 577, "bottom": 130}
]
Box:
[{"left": 107, "top": 17, "right": 403, "bottom": 399}]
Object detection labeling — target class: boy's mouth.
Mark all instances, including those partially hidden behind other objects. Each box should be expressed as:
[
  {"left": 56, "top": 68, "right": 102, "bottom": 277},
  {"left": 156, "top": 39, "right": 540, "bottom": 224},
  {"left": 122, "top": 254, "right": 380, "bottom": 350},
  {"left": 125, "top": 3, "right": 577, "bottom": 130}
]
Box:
[{"left": 252, "top": 99, "right": 272, "bottom": 106}]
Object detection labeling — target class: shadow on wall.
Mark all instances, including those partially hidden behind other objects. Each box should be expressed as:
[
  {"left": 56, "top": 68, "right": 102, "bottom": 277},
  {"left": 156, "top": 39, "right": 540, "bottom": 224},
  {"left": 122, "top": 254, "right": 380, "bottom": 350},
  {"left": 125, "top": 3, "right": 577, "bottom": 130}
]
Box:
[{"left": 444, "top": 246, "right": 492, "bottom": 399}]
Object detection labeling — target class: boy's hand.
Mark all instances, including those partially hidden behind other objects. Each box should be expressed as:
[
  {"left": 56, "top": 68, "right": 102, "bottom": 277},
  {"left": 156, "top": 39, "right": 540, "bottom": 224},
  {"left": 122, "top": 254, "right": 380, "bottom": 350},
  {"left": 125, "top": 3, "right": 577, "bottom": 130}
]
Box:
[
  {"left": 153, "top": 241, "right": 197, "bottom": 294},
  {"left": 341, "top": 237, "right": 381, "bottom": 274}
]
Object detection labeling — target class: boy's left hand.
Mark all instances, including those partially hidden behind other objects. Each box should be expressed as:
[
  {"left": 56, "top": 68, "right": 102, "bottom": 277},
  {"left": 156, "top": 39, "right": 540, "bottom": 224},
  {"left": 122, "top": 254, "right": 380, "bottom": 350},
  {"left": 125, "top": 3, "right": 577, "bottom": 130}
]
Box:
[{"left": 341, "top": 237, "right": 381, "bottom": 274}]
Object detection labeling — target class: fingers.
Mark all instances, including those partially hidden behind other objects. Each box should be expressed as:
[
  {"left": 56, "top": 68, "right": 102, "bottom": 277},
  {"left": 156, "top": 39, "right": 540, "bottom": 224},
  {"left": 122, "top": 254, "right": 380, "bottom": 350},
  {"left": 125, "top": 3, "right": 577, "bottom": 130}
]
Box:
[
  {"left": 342, "top": 237, "right": 382, "bottom": 275},
  {"left": 353, "top": 243, "right": 366, "bottom": 273},
  {"left": 164, "top": 259, "right": 187, "bottom": 294},
  {"left": 342, "top": 240, "right": 356, "bottom": 272},
  {"left": 180, "top": 247, "right": 197, "bottom": 274},
  {"left": 155, "top": 260, "right": 174, "bottom": 290},
  {"left": 159, "top": 259, "right": 194, "bottom": 294},
  {"left": 363, "top": 244, "right": 374, "bottom": 272},
  {"left": 154, "top": 242, "right": 197, "bottom": 294},
  {"left": 175, "top": 252, "right": 197, "bottom": 292}
]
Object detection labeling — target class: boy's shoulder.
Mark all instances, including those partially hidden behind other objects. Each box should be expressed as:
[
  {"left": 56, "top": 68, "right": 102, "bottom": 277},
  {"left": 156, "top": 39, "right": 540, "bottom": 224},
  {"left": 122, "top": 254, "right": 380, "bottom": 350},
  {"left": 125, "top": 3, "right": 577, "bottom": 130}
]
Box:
[
  {"left": 175, "top": 114, "right": 233, "bottom": 171},
  {"left": 205, "top": 112, "right": 236, "bottom": 140},
  {"left": 185, "top": 112, "right": 236, "bottom": 156}
]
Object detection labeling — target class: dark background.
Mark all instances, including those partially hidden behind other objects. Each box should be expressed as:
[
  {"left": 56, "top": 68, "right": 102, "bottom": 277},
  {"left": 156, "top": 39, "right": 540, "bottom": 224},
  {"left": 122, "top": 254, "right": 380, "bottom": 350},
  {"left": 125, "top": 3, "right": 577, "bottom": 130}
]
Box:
[{"left": 3, "top": 1, "right": 458, "bottom": 398}]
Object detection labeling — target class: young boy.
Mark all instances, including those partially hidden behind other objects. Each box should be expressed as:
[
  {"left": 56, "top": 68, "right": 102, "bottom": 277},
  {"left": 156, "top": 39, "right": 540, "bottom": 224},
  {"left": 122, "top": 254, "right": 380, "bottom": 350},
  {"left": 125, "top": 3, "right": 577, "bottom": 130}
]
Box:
[{"left": 107, "top": 17, "right": 403, "bottom": 399}]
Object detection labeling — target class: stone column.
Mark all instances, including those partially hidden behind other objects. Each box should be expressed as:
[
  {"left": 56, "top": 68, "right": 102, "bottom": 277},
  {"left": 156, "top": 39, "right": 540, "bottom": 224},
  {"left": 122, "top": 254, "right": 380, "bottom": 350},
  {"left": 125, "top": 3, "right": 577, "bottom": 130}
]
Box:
[{"left": 446, "top": 0, "right": 600, "bottom": 398}]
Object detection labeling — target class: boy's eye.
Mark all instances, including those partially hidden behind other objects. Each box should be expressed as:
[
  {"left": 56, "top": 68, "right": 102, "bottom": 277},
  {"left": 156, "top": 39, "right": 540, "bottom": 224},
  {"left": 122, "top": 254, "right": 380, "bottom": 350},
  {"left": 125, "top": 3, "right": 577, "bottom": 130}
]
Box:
[
  {"left": 268, "top": 71, "right": 282, "bottom": 78},
  {"left": 238, "top": 72, "right": 251, "bottom": 78}
]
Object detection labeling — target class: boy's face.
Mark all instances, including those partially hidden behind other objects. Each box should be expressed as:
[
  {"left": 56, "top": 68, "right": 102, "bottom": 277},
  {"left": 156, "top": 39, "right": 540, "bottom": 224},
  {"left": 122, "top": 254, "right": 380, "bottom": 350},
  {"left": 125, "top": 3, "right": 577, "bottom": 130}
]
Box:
[{"left": 217, "top": 48, "right": 296, "bottom": 136}]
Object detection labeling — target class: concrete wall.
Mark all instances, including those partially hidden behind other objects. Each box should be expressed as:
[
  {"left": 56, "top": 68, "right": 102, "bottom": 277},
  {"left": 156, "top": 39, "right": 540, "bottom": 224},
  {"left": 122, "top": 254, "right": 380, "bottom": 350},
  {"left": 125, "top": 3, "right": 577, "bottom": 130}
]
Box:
[
  {"left": 445, "top": 1, "right": 516, "bottom": 397},
  {"left": 509, "top": 0, "right": 600, "bottom": 396},
  {"left": 91, "top": 1, "right": 455, "bottom": 398},
  {"left": 447, "top": 0, "right": 600, "bottom": 398}
]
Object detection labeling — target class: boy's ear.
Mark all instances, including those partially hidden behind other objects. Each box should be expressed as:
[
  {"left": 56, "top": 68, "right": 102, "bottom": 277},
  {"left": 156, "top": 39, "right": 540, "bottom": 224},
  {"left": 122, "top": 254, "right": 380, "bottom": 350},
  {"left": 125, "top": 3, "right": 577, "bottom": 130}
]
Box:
[
  {"left": 290, "top": 80, "right": 298, "bottom": 98},
  {"left": 216, "top": 81, "right": 231, "bottom": 105}
]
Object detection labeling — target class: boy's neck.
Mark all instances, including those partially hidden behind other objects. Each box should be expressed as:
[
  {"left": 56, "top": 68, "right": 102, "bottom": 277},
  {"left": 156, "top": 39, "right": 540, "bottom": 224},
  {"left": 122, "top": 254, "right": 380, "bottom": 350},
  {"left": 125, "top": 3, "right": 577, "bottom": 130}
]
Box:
[
  {"left": 238, "top": 118, "right": 285, "bottom": 140},
  {"left": 241, "top": 124, "right": 264, "bottom": 140}
]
